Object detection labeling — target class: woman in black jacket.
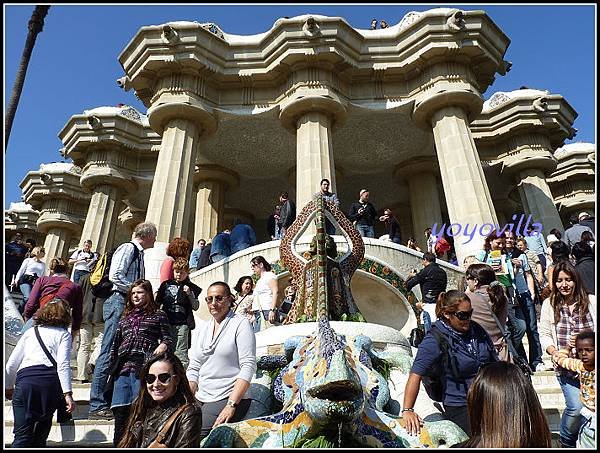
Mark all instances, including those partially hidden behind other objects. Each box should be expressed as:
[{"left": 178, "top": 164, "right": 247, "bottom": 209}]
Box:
[{"left": 118, "top": 351, "right": 202, "bottom": 448}]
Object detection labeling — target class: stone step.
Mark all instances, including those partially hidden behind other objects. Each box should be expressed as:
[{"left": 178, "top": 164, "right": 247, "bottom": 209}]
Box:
[
  {"left": 4, "top": 418, "right": 114, "bottom": 447},
  {"left": 5, "top": 398, "right": 91, "bottom": 421}
]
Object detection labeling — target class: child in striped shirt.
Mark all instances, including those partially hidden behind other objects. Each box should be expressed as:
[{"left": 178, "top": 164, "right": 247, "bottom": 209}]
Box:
[{"left": 552, "top": 330, "right": 595, "bottom": 448}]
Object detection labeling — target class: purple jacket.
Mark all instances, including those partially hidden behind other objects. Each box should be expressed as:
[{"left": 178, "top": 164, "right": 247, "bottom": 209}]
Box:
[{"left": 24, "top": 275, "right": 84, "bottom": 331}]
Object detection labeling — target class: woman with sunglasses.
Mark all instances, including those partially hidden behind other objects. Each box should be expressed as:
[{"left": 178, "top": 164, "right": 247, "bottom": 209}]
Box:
[
  {"left": 107, "top": 279, "right": 173, "bottom": 446},
  {"left": 402, "top": 290, "right": 498, "bottom": 438},
  {"left": 186, "top": 281, "right": 256, "bottom": 441},
  {"left": 118, "top": 351, "right": 202, "bottom": 447}
]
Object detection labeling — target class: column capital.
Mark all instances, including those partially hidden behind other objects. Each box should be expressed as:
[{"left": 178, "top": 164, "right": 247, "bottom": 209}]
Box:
[
  {"left": 147, "top": 96, "right": 217, "bottom": 137},
  {"left": 393, "top": 157, "right": 440, "bottom": 181},
  {"left": 413, "top": 84, "right": 483, "bottom": 130},
  {"left": 193, "top": 164, "right": 239, "bottom": 190},
  {"left": 279, "top": 91, "right": 347, "bottom": 134}
]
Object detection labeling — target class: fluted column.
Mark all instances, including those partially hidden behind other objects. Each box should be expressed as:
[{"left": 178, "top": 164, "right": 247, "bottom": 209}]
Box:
[
  {"left": 79, "top": 185, "right": 123, "bottom": 254},
  {"left": 195, "top": 180, "right": 224, "bottom": 240},
  {"left": 145, "top": 118, "right": 200, "bottom": 242},
  {"left": 395, "top": 158, "right": 444, "bottom": 241},
  {"left": 517, "top": 168, "right": 563, "bottom": 236},
  {"left": 431, "top": 106, "right": 498, "bottom": 261},
  {"left": 42, "top": 227, "right": 73, "bottom": 270}
]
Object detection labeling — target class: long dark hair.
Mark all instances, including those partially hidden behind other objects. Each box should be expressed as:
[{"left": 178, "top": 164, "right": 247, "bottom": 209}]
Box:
[
  {"left": 234, "top": 275, "right": 254, "bottom": 294},
  {"left": 550, "top": 241, "right": 570, "bottom": 264},
  {"left": 464, "top": 362, "right": 552, "bottom": 447},
  {"left": 123, "top": 279, "right": 158, "bottom": 317},
  {"left": 466, "top": 264, "right": 508, "bottom": 317},
  {"left": 118, "top": 351, "right": 196, "bottom": 447},
  {"left": 549, "top": 261, "right": 591, "bottom": 323}
]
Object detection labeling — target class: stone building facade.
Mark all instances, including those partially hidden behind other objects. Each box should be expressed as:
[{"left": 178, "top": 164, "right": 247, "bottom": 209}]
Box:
[{"left": 5, "top": 9, "right": 596, "bottom": 265}]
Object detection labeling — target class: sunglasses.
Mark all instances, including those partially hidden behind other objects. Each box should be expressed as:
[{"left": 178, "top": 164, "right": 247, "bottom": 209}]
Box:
[
  {"left": 205, "top": 295, "right": 227, "bottom": 303},
  {"left": 145, "top": 373, "right": 174, "bottom": 385},
  {"left": 449, "top": 310, "right": 474, "bottom": 321}
]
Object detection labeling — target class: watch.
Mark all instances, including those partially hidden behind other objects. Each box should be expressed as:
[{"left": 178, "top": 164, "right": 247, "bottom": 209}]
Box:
[{"left": 226, "top": 399, "right": 238, "bottom": 408}]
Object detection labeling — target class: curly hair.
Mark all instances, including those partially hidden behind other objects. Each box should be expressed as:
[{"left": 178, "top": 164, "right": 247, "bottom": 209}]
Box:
[
  {"left": 166, "top": 237, "right": 191, "bottom": 259},
  {"left": 118, "top": 351, "right": 197, "bottom": 448},
  {"left": 48, "top": 257, "right": 69, "bottom": 274},
  {"left": 34, "top": 298, "right": 72, "bottom": 328},
  {"left": 234, "top": 275, "right": 254, "bottom": 294},
  {"left": 482, "top": 230, "right": 504, "bottom": 252}
]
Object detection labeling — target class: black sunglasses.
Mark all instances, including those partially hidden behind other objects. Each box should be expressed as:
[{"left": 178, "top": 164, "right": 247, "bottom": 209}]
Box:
[
  {"left": 449, "top": 310, "right": 473, "bottom": 321},
  {"left": 205, "top": 295, "right": 227, "bottom": 303},
  {"left": 144, "top": 373, "right": 174, "bottom": 385}
]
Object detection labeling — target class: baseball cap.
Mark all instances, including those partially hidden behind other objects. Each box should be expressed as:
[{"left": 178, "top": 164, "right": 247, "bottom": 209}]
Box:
[{"left": 578, "top": 212, "right": 590, "bottom": 221}]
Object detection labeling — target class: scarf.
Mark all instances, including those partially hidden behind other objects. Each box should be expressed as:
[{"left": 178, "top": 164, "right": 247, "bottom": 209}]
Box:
[{"left": 195, "top": 310, "right": 234, "bottom": 366}]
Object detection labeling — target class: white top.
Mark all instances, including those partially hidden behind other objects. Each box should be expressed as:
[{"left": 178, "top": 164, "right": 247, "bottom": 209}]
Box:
[
  {"left": 70, "top": 249, "right": 97, "bottom": 272},
  {"left": 5, "top": 325, "right": 72, "bottom": 392},
  {"left": 186, "top": 312, "right": 256, "bottom": 402},
  {"left": 254, "top": 271, "right": 277, "bottom": 311},
  {"left": 15, "top": 258, "right": 46, "bottom": 283},
  {"left": 539, "top": 295, "right": 596, "bottom": 354}
]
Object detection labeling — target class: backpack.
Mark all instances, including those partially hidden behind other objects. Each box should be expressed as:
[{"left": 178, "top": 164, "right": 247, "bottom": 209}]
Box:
[
  {"left": 90, "top": 242, "right": 140, "bottom": 298},
  {"left": 39, "top": 279, "right": 72, "bottom": 309},
  {"left": 421, "top": 325, "right": 461, "bottom": 402}
]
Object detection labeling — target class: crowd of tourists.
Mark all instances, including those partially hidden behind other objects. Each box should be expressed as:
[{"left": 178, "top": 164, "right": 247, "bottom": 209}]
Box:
[{"left": 4, "top": 183, "right": 596, "bottom": 448}]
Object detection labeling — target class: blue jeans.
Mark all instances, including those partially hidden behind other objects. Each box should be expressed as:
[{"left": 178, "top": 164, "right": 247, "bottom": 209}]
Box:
[
  {"left": 20, "top": 317, "right": 35, "bottom": 334},
  {"left": 89, "top": 292, "right": 125, "bottom": 412},
  {"left": 11, "top": 385, "right": 53, "bottom": 447},
  {"left": 517, "top": 291, "right": 543, "bottom": 367},
  {"left": 356, "top": 224, "right": 375, "bottom": 238},
  {"left": 505, "top": 287, "right": 527, "bottom": 361},
  {"left": 391, "top": 236, "right": 402, "bottom": 244},
  {"left": 73, "top": 269, "right": 89, "bottom": 284},
  {"left": 18, "top": 283, "right": 33, "bottom": 313},
  {"left": 557, "top": 375, "right": 583, "bottom": 447},
  {"left": 210, "top": 253, "right": 228, "bottom": 263},
  {"left": 422, "top": 310, "right": 432, "bottom": 333}
]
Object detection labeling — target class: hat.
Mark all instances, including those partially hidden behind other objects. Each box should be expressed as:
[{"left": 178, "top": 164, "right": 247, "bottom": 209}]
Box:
[
  {"left": 359, "top": 189, "right": 369, "bottom": 196},
  {"left": 546, "top": 234, "right": 559, "bottom": 245},
  {"left": 578, "top": 212, "right": 590, "bottom": 221}
]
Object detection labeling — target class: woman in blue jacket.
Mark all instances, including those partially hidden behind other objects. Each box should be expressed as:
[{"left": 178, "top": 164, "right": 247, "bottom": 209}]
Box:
[{"left": 402, "top": 290, "right": 498, "bottom": 437}]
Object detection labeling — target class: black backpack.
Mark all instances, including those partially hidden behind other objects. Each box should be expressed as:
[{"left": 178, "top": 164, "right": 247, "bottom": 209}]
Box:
[
  {"left": 90, "top": 242, "right": 140, "bottom": 298},
  {"left": 421, "top": 325, "right": 461, "bottom": 402}
]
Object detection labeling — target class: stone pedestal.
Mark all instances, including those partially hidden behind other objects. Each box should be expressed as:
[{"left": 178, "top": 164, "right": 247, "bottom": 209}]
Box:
[
  {"left": 517, "top": 169, "right": 564, "bottom": 236},
  {"left": 79, "top": 185, "right": 123, "bottom": 254},
  {"left": 146, "top": 118, "right": 201, "bottom": 242},
  {"left": 431, "top": 106, "right": 498, "bottom": 261}
]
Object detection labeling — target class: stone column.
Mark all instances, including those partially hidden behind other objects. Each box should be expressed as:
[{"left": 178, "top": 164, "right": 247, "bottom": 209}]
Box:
[
  {"left": 79, "top": 185, "right": 123, "bottom": 254},
  {"left": 430, "top": 106, "right": 498, "bottom": 261},
  {"left": 42, "top": 227, "right": 73, "bottom": 267},
  {"left": 517, "top": 169, "right": 563, "bottom": 236},
  {"left": 280, "top": 95, "right": 347, "bottom": 210},
  {"left": 145, "top": 118, "right": 200, "bottom": 242},
  {"left": 395, "top": 158, "right": 444, "bottom": 241},
  {"left": 192, "top": 165, "right": 239, "bottom": 242}
]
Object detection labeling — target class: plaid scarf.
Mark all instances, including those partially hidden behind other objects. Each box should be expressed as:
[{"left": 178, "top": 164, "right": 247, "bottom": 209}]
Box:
[{"left": 555, "top": 302, "right": 594, "bottom": 377}]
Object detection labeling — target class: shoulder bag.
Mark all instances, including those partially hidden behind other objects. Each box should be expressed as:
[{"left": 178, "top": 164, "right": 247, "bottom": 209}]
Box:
[
  {"left": 34, "top": 325, "right": 57, "bottom": 368},
  {"left": 487, "top": 304, "right": 533, "bottom": 379},
  {"left": 148, "top": 403, "right": 191, "bottom": 448}
]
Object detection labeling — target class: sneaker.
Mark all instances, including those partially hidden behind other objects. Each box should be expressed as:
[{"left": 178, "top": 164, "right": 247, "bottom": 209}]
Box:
[
  {"left": 89, "top": 409, "right": 114, "bottom": 420},
  {"left": 535, "top": 363, "right": 547, "bottom": 372}
]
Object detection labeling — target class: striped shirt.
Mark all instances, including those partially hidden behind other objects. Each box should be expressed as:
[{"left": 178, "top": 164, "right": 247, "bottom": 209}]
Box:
[
  {"left": 109, "top": 241, "right": 145, "bottom": 294},
  {"left": 555, "top": 351, "right": 595, "bottom": 412}
]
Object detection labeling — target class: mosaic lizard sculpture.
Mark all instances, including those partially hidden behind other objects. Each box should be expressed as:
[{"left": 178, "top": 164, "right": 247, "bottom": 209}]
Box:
[
  {"left": 200, "top": 195, "right": 467, "bottom": 447},
  {"left": 281, "top": 194, "right": 364, "bottom": 323}
]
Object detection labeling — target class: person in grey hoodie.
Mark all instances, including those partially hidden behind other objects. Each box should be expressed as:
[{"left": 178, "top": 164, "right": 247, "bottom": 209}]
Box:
[{"left": 564, "top": 214, "right": 593, "bottom": 250}]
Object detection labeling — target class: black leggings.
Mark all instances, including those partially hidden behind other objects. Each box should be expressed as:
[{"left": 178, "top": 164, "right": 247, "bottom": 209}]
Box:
[
  {"left": 112, "top": 405, "right": 131, "bottom": 447},
  {"left": 443, "top": 404, "right": 470, "bottom": 436},
  {"left": 199, "top": 398, "right": 251, "bottom": 440}
]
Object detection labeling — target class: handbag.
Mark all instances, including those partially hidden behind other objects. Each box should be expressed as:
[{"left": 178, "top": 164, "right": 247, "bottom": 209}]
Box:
[
  {"left": 409, "top": 326, "right": 425, "bottom": 348},
  {"left": 488, "top": 305, "right": 533, "bottom": 378},
  {"left": 18, "top": 273, "right": 38, "bottom": 286},
  {"left": 148, "top": 403, "right": 191, "bottom": 448}
]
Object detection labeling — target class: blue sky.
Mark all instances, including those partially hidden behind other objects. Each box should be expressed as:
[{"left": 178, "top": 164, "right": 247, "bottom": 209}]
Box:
[{"left": 4, "top": 4, "right": 596, "bottom": 210}]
